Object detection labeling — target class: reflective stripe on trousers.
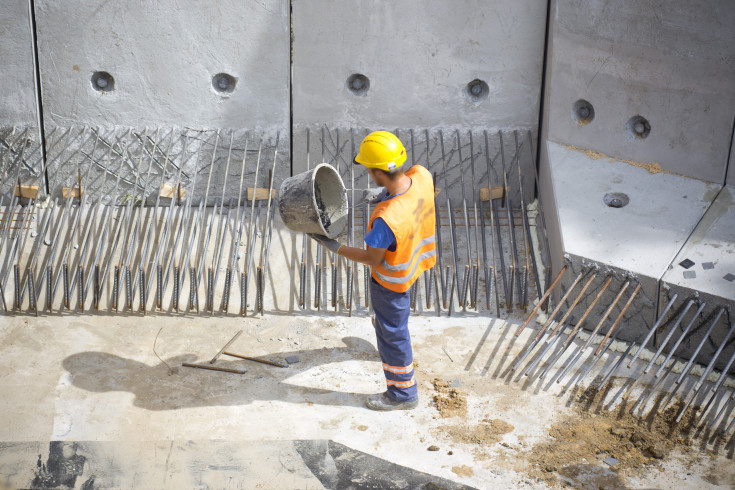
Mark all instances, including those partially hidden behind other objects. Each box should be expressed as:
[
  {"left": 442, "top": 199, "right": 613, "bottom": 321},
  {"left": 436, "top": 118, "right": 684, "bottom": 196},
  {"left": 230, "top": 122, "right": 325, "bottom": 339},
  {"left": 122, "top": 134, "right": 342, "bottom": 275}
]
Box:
[{"left": 370, "top": 278, "right": 417, "bottom": 402}]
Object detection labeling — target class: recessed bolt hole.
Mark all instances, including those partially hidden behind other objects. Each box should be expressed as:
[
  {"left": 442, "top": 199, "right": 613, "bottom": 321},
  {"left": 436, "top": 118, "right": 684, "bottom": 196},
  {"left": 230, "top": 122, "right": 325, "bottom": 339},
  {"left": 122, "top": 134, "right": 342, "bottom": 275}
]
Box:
[
  {"left": 464, "top": 79, "right": 489, "bottom": 103},
  {"left": 91, "top": 71, "right": 114, "bottom": 92},
  {"left": 212, "top": 73, "right": 237, "bottom": 94},
  {"left": 346, "top": 74, "right": 370, "bottom": 96},
  {"left": 572, "top": 99, "right": 595, "bottom": 126},
  {"left": 604, "top": 192, "right": 630, "bottom": 208},
  {"left": 626, "top": 115, "right": 650, "bottom": 139}
]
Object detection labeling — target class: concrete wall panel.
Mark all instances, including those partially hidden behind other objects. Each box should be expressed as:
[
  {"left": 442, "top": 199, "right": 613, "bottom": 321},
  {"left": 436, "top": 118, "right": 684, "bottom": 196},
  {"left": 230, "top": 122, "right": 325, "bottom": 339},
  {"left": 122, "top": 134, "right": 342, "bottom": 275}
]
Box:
[
  {"left": 34, "top": 0, "right": 289, "bottom": 131},
  {"left": 292, "top": 0, "right": 547, "bottom": 129},
  {"left": 546, "top": 0, "right": 735, "bottom": 184},
  {"left": 0, "top": 1, "right": 37, "bottom": 126}
]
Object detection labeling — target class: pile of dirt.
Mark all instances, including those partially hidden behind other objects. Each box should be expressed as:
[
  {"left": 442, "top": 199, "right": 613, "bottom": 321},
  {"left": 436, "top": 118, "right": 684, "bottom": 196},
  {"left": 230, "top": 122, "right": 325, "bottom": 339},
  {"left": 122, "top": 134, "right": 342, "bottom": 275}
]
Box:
[
  {"left": 527, "top": 386, "right": 699, "bottom": 486},
  {"left": 431, "top": 378, "right": 467, "bottom": 418},
  {"left": 443, "top": 418, "right": 514, "bottom": 446}
]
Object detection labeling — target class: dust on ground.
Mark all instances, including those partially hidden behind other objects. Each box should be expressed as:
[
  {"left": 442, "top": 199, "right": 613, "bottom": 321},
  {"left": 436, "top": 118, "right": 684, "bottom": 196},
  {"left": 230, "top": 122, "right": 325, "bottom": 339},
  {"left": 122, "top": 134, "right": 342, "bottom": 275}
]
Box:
[
  {"left": 451, "top": 465, "right": 474, "bottom": 478},
  {"left": 431, "top": 378, "right": 467, "bottom": 418},
  {"left": 526, "top": 384, "right": 701, "bottom": 487},
  {"left": 442, "top": 418, "right": 514, "bottom": 446}
]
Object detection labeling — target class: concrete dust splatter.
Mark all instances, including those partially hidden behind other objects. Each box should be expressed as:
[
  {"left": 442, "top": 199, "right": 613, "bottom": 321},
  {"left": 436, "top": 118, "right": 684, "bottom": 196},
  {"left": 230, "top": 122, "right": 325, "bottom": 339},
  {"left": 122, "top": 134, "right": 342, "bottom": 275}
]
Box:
[
  {"left": 451, "top": 465, "right": 474, "bottom": 478},
  {"left": 442, "top": 419, "right": 514, "bottom": 446},
  {"left": 431, "top": 378, "right": 467, "bottom": 418},
  {"left": 526, "top": 385, "right": 701, "bottom": 487}
]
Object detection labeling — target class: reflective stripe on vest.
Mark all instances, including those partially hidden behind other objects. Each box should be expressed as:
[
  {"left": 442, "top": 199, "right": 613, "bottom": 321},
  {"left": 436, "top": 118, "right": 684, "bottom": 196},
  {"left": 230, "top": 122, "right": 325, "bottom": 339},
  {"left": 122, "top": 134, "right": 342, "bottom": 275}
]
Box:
[
  {"left": 379, "top": 234, "right": 436, "bottom": 272},
  {"left": 369, "top": 165, "right": 437, "bottom": 293},
  {"left": 373, "top": 249, "right": 437, "bottom": 284}
]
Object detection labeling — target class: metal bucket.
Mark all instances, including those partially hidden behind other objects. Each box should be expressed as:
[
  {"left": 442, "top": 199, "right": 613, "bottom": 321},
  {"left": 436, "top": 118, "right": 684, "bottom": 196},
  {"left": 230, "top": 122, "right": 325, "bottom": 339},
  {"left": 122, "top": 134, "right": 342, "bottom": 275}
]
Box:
[{"left": 278, "top": 163, "right": 348, "bottom": 238}]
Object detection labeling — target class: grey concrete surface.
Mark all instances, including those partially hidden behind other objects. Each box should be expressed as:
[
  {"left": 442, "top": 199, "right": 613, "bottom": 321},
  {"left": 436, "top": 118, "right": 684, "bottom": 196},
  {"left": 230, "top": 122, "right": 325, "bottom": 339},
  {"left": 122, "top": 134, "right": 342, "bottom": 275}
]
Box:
[
  {"left": 1, "top": 313, "right": 734, "bottom": 489},
  {"left": 292, "top": 0, "right": 547, "bottom": 130},
  {"left": 546, "top": 0, "right": 735, "bottom": 184},
  {"left": 0, "top": 1, "right": 37, "bottom": 126},
  {"left": 663, "top": 186, "right": 735, "bottom": 303},
  {"left": 658, "top": 186, "right": 735, "bottom": 373},
  {"left": 547, "top": 141, "right": 719, "bottom": 280},
  {"left": 34, "top": 0, "right": 289, "bottom": 132}
]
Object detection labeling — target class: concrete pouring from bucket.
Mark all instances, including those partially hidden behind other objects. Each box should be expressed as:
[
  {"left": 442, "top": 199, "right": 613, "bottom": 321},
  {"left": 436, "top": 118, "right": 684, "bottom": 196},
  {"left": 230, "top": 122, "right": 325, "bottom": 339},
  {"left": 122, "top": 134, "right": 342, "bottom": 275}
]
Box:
[{"left": 278, "top": 163, "right": 348, "bottom": 238}]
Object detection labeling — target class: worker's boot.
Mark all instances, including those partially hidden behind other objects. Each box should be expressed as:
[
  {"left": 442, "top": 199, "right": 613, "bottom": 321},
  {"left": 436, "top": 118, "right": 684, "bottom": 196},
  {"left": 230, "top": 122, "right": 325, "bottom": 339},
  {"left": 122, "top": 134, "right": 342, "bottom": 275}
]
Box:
[{"left": 365, "top": 392, "right": 418, "bottom": 411}]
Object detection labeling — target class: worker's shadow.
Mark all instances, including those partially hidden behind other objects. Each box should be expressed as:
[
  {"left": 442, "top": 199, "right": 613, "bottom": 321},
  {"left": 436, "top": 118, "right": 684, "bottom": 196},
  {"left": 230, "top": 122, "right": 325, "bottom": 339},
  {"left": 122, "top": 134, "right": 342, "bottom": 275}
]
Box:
[{"left": 62, "top": 336, "right": 379, "bottom": 410}]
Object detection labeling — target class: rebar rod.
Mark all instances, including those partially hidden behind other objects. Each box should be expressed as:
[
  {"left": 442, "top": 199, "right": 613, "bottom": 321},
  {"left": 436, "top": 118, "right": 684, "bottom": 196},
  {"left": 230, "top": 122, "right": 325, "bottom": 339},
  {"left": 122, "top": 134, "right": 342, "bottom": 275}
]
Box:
[
  {"left": 26, "top": 267, "right": 36, "bottom": 315},
  {"left": 330, "top": 130, "right": 339, "bottom": 310},
  {"left": 91, "top": 131, "right": 136, "bottom": 302},
  {"left": 516, "top": 131, "right": 536, "bottom": 310},
  {"left": 439, "top": 130, "right": 460, "bottom": 314},
  {"left": 133, "top": 129, "right": 175, "bottom": 301},
  {"left": 556, "top": 279, "right": 630, "bottom": 383},
  {"left": 573, "top": 327, "right": 623, "bottom": 389},
  {"left": 172, "top": 265, "right": 179, "bottom": 311},
  {"left": 676, "top": 320, "right": 735, "bottom": 423},
  {"left": 548, "top": 271, "right": 598, "bottom": 338},
  {"left": 223, "top": 135, "right": 249, "bottom": 312},
  {"left": 257, "top": 136, "right": 280, "bottom": 315},
  {"left": 516, "top": 264, "right": 569, "bottom": 337},
  {"left": 523, "top": 322, "right": 568, "bottom": 377},
  {"left": 455, "top": 130, "right": 472, "bottom": 309},
  {"left": 700, "top": 345, "right": 735, "bottom": 423},
  {"left": 597, "top": 335, "right": 642, "bottom": 391},
  {"left": 561, "top": 275, "right": 614, "bottom": 348},
  {"left": 595, "top": 283, "right": 642, "bottom": 355},
  {"left": 642, "top": 299, "right": 696, "bottom": 375},
  {"left": 13, "top": 264, "right": 20, "bottom": 311},
  {"left": 652, "top": 302, "right": 707, "bottom": 379},
  {"left": 243, "top": 139, "right": 263, "bottom": 312},
  {"left": 211, "top": 199, "right": 234, "bottom": 310},
  {"left": 92, "top": 265, "right": 100, "bottom": 310},
  {"left": 627, "top": 293, "right": 680, "bottom": 368},
  {"left": 673, "top": 308, "right": 726, "bottom": 387},
  {"left": 526, "top": 130, "right": 552, "bottom": 308},
  {"left": 244, "top": 200, "right": 261, "bottom": 315},
  {"left": 540, "top": 276, "right": 613, "bottom": 379},
  {"left": 491, "top": 199, "right": 508, "bottom": 311}
]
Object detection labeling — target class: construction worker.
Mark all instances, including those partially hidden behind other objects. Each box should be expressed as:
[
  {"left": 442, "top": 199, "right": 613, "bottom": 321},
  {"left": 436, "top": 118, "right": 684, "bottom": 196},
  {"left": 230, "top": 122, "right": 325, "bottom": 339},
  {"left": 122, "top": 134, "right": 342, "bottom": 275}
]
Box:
[{"left": 309, "top": 131, "right": 436, "bottom": 411}]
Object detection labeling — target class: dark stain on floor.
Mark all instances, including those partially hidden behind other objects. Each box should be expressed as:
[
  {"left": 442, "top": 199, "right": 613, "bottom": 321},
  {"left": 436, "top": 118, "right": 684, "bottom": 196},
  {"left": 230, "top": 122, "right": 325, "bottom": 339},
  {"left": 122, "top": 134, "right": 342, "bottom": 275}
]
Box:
[{"left": 295, "top": 439, "right": 477, "bottom": 490}]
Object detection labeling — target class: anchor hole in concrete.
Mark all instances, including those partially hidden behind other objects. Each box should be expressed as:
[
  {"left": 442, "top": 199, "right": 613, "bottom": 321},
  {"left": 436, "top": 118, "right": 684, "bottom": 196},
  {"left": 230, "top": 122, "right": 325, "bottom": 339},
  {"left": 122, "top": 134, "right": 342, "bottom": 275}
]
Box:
[
  {"left": 91, "top": 72, "right": 114, "bottom": 92},
  {"left": 212, "top": 73, "right": 237, "bottom": 94},
  {"left": 346, "top": 74, "right": 370, "bottom": 96},
  {"left": 573, "top": 99, "right": 595, "bottom": 125},
  {"left": 626, "top": 115, "right": 650, "bottom": 139},
  {"left": 464, "top": 79, "right": 489, "bottom": 103},
  {"left": 604, "top": 192, "right": 629, "bottom": 208}
]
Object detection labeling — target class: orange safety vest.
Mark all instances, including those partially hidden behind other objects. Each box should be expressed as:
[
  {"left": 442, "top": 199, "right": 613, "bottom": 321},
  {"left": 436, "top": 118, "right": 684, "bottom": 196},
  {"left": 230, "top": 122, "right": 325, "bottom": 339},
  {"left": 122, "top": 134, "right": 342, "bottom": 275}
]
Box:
[{"left": 369, "top": 165, "right": 437, "bottom": 293}]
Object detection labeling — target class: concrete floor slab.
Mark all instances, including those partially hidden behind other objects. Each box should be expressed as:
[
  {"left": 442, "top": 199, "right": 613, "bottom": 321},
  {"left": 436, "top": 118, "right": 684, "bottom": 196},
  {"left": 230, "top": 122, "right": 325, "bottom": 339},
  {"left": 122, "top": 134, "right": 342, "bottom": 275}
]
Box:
[{"left": 1, "top": 312, "right": 734, "bottom": 489}]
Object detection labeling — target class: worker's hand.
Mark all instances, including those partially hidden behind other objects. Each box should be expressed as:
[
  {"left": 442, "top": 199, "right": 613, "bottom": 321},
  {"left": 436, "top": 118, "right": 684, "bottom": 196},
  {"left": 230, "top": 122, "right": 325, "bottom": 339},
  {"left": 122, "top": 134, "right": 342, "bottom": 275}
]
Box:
[
  {"left": 361, "top": 187, "right": 387, "bottom": 204},
  {"left": 308, "top": 233, "right": 344, "bottom": 254}
]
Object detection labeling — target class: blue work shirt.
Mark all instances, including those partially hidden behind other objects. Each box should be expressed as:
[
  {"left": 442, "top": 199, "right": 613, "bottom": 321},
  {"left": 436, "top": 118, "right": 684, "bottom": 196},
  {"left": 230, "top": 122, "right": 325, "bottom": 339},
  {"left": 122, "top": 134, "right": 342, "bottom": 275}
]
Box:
[{"left": 363, "top": 184, "right": 412, "bottom": 252}]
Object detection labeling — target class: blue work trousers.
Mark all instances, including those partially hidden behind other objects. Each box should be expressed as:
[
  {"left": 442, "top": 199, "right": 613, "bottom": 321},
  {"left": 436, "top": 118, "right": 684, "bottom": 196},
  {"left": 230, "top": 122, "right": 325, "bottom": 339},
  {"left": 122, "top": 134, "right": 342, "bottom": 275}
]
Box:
[{"left": 370, "top": 278, "right": 417, "bottom": 402}]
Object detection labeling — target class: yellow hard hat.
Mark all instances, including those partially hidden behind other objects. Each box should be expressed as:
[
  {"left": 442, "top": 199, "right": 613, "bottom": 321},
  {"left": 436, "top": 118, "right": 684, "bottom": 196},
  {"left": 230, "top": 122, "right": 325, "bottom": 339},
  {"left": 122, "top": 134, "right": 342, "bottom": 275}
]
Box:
[{"left": 354, "top": 131, "right": 407, "bottom": 173}]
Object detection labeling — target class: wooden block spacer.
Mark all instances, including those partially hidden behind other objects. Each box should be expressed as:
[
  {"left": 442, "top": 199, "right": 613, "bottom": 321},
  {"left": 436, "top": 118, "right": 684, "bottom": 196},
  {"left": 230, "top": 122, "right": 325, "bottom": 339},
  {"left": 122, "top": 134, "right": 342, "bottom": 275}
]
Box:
[
  {"left": 14, "top": 185, "right": 39, "bottom": 199},
  {"left": 62, "top": 186, "right": 83, "bottom": 198},
  {"left": 479, "top": 185, "right": 505, "bottom": 202},
  {"left": 248, "top": 188, "right": 276, "bottom": 201},
  {"left": 160, "top": 183, "right": 187, "bottom": 199}
]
